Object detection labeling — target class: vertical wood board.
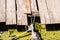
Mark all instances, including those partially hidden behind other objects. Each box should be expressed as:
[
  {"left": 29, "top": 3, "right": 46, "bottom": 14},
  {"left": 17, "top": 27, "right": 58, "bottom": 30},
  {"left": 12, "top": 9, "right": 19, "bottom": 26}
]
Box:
[
  {"left": 0, "top": 0, "right": 5, "bottom": 22},
  {"left": 16, "top": 0, "right": 28, "bottom": 25},
  {"left": 6, "top": 0, "right": 16, "bottom": 25},
  {"left": 37, "top": 0, "right": 50, "bottom": 24},
  {"left": 31, "top": 0, "right": 37, "bottom": 12},
  {"left": 46, "top": 0, "right": 60, "bottom": 24}
]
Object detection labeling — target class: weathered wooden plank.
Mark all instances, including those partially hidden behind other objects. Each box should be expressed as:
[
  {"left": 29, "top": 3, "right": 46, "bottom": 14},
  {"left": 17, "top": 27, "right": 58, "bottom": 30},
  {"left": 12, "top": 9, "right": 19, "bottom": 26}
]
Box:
[
  {"left": 16, "top": 0, "right": 28, "bottom": 25},
  {"left": 37, "top": 0, "right": 50, "bottom": 24},
  {"left": 46, "top": 0, "right": 60, "bottom": 24},
  {"left": 31, "top": 0, "right": 37, "bottom": 12},
  {"left": 0, "top": 0, "right": 5, "bottom": 22},
  {"left": 6, "top": 0, "right": 16, "bottom": 25},
  {"left": 16, "top": 0, "right": 31, "bottom": 14},
  {"left": 31, "top": 0, "right": 39, "bottom": 16},
  {"left": 17, "top": 14, "right": 28, "bottom": 25},
  {"left": 23, "top": 0, "right": 31, "bottom": 14}
]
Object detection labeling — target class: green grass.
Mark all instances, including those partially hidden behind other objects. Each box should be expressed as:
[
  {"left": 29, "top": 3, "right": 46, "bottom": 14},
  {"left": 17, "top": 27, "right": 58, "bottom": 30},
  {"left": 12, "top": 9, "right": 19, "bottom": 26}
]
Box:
[
  {"left": 0, "top": 23, "right": 60, "bottom": 40},
  {"left": 35, "top": 22, "right": 60, "bottom": 40}
]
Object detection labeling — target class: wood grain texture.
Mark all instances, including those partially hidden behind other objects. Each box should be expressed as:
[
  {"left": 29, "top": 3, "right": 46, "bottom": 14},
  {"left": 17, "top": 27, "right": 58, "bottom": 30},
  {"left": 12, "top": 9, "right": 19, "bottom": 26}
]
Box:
[
  {"left": 46, "top": 0, "right": 60, "bottom": 24},
  {"left": 16, "top": 0, "right": 28, "bottom": 25},
  {"left": 0, "top": 0, "right": 5, "bottom": 22},
  {"left": 31, "top": 0, "right": 39, "bottom": 16},
  {"left": 31, "top": 0, "right": 37, "bottom": 12},
  {"left": 17, "top": 13, "right": 28, "bottom": 25},
  {"left": 16, "top": 0, "right": 31, "bottom": 14},
  {"left": 6, "top": 0, "right": 16, "bottom": 25},
  {"left": 37, "top": 0, "right": 50, "bottom": 24}
]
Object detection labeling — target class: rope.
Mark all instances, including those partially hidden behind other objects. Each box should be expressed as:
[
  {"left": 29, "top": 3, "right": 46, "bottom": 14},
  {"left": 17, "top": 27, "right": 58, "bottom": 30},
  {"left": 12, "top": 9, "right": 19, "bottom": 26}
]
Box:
[
  {"left": 9, "top": 29, "right": 31, "bottom": 39},
  {"left": 9, "top": 15, "right": 36, "bottom": 40}
]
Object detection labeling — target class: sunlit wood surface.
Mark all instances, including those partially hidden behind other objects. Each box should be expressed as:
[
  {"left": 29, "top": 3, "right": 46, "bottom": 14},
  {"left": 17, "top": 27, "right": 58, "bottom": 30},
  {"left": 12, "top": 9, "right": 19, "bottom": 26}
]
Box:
[{"left": 0, "top": 0, "right": 60, "bottom": 25}]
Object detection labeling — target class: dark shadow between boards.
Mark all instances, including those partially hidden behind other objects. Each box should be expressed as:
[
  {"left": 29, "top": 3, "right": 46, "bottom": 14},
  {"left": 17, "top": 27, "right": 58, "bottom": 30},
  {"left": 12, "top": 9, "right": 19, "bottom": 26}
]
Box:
[
  {"left": 46, "top": 24, "right": 60, "bottom": 31},
  {"left": 0, "top": 15, "right": 41, "bottom": 32},
  {"left": 27, "top": 14, "right": 41, "bottom": 25},
  {"left": 7, "top": 25, "right": 28, "bottom": 32},
  {"left": 0, "top": 22, "right": 28, "bottom": 32},
  {"left": 27, "top": 15, "right": 43, "bottom": 40},
  {"left": 0, "top": 22, "right": 8, "bottom": 31}
]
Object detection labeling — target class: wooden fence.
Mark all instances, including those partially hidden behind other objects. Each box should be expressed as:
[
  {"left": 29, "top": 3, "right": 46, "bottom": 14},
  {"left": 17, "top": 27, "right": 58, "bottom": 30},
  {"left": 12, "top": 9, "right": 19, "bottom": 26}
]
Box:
[{"left": 0, "top": 0, "right": 60, "bottom": 25}]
